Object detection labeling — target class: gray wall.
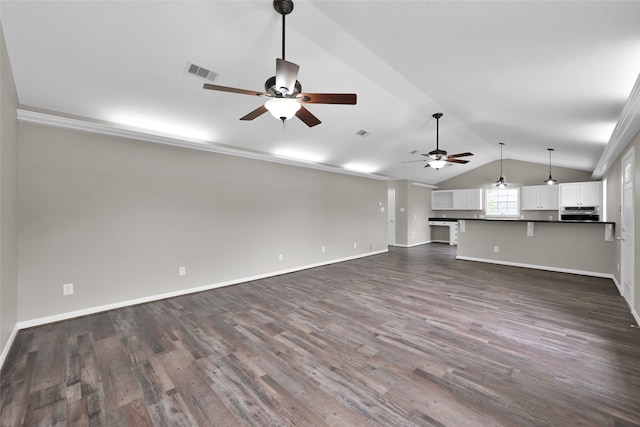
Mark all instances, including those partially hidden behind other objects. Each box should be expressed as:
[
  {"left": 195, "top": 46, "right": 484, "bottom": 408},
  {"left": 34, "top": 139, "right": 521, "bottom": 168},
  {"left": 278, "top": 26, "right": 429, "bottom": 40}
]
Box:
[
  {"left": 17, "top": 122, "right": 388, "bottom": 322},
  {"left": 388, "top": 180, "right": 432, "bottom": 247},
  {"left": 457, "top": 220, "right": 615, "bottom": 276},
  {"left": 0, "top": 23, "right": 19, "bottom": 361},
  {"left": 388, "top": 181, "right": 408, "bottom": 246},
  {"left": 430, "top": 159, "right": 595, "bottom": 220},
  {"left": 437, "top": 159, "right": 594, "bottom": 190}
]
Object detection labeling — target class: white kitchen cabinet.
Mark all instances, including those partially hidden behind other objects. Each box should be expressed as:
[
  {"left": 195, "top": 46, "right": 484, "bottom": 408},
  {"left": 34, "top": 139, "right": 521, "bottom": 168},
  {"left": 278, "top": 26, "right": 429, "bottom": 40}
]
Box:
[
  {"left": 432, "top": 190, "right": 454, "bottom": 210},
  {"left": 432, "top": 189, "right": 482, "bottom": 210},
  {"left": 452, "top": 189, "right": 483, "bottom": 210},
  {"left": 559, "top": 182, "right": 601, "bottom": 207},
  {"left": 521, "top": 185, "right": 559, "bottom": 210},
  {"left": 428, "top": 220, "right": 458, "bottom": 245}
]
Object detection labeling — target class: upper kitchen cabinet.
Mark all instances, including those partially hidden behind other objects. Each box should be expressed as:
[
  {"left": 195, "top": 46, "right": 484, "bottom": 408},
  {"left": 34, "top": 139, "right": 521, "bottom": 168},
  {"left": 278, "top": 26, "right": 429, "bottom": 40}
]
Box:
[
  {"left": 521, "top": 185, "right": 559, "bottom": 210},
  {"left": 559, "top": 181, "right": 602, "bottom": 207},
  {"left": 432, "top": 190, "right": 454, "bottom": 210},
  {"left": 453, "top": 188, "right": 483, "bottom": 210},
  {"left": 432, "top": 189, "right": 483, "bottom": 210}
]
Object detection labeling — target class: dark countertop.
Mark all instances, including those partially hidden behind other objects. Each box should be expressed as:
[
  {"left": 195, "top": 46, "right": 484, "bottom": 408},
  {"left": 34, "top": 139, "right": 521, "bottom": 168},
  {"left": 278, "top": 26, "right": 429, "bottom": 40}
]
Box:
[{"left": 428, "top": 217, "right": 615, "bottom": 225}]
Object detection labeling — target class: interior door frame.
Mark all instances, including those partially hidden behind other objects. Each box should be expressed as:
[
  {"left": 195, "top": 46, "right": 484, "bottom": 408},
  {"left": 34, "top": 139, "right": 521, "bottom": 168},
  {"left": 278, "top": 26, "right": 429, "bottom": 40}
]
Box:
[{"left": 620, "top": 147, "right": 635, "bottom": 308}]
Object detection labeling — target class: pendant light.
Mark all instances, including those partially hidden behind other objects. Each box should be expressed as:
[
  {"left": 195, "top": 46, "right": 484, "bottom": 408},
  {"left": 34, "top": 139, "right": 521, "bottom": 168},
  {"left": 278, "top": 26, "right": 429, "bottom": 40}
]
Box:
[
  {"left": 496, "top": 142, "right": 508, "bottom": 188},
  {"left": 544, "top": 148, "right": 558, "bottom": 185}
]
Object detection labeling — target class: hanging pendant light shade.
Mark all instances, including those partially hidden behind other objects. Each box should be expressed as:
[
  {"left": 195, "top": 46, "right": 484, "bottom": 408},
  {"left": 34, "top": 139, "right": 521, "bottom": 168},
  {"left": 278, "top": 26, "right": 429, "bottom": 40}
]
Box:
[
  {"left": 496, "top": 142, "right": 508, "bottom": 188},
  {"left": 544, "top": 148, "right": 558, "bottom": 185}
]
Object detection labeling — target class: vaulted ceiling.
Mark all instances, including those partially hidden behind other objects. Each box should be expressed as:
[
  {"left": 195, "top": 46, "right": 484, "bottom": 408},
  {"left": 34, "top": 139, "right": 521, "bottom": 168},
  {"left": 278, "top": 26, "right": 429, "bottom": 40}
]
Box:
[{"left": 2, "top": 1, "right": 640, "bottom": 184}]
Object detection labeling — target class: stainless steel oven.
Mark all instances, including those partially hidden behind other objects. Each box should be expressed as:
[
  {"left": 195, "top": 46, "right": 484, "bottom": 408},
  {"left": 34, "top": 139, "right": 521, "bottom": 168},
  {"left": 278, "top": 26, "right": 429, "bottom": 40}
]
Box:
[{"left": 560, "top": 206, "right": 600, "bottom": 221}]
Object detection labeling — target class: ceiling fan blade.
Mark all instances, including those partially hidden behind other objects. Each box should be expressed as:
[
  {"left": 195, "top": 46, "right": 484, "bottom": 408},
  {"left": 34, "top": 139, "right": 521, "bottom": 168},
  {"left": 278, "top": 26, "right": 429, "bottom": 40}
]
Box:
[
  {"left": 423, "top": 163, "right": 432, "bottom": 168},
  {"left": 298, "top": 93, "right": 357, "bottom": 105},
  {"left": 275, "top": 58, "right": 300, "bottom": 95},
  {"left": 402, "top": 159, "right": 428, "bottom": 163},
  {"left": 447, "top": 152, "right": 474, "bottom": 159},
  {"left": 203, "top": 83, "right": 266, "bottom": 97},
  {"left": 239, "top": 105, "right": 269, "bottom": 121},
  {"left": 295, "top": 106, "right": 321, "bottom": 127},
  {"left": 447, "top": 158, "right": 470, "bottom": 164}
]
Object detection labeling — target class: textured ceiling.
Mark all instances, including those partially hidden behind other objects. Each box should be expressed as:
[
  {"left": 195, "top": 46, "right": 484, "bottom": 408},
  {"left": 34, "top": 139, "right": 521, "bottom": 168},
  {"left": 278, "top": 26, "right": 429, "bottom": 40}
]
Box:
[{"left": 2, "top": 0, "right": 640, "bottom": 184}]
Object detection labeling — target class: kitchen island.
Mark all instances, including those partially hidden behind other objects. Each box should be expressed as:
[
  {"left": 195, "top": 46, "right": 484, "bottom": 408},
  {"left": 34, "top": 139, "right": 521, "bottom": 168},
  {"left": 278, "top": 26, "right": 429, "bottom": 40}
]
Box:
[{"left": 428, "top": 217, "right": 616, "bottom": 278}]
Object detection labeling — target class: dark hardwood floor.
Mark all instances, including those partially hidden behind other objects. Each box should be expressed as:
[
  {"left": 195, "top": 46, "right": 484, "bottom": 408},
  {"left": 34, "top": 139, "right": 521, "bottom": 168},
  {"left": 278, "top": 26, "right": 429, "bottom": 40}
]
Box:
[{"left": 2, "top": 244, "right": 640, "bottom": 426}]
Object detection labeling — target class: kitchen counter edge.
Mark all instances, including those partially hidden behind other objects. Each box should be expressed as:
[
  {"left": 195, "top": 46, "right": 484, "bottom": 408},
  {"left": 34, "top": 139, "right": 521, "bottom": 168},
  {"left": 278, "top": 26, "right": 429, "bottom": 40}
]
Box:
[{"left": 428, "top": 218, "right": 615, "bottom": 225}]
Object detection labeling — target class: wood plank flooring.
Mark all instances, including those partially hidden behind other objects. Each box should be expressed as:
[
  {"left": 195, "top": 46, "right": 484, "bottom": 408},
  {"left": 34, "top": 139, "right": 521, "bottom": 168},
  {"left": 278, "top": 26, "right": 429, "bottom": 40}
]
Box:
[{"left": 2, "top": 244, "right": 640, "bottom": 426}]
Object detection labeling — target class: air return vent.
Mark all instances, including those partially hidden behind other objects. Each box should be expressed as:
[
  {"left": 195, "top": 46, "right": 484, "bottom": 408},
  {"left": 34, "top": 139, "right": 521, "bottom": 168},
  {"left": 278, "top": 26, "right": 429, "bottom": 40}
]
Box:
[{"left": 185, "top": 62, "right": 219, "bottom": 82}]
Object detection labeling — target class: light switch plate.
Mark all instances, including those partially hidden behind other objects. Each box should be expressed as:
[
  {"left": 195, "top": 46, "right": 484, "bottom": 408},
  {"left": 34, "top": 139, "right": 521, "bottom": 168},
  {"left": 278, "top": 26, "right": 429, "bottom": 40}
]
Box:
[{"left": 63, "top": 283, "right": 74, "bottom": 296}]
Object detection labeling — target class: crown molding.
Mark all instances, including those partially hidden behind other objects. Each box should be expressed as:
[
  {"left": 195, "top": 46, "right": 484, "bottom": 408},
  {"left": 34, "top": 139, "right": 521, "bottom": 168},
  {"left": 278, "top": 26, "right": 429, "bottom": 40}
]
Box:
[
  {"left": 16, "top": 108, "right": 389, "bottom": 181},
  {"left": 410, "top": 181, "right": 438, "bottom": 189},
  {"left": 592, "top": 73, "right": 640, "bottom": 178}
]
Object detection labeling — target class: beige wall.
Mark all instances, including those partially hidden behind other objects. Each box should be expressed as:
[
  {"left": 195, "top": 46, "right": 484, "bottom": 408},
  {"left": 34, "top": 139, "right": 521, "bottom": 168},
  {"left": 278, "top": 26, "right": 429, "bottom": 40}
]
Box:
[
  {"left": 17, "top": 122, "right": 388, "bottom": 322},
  {"left": 0, "top": 23, "right": 19, "bottom": 362},
  {"left": 604, "top": 129, "right": 640, "bottom": 321}
]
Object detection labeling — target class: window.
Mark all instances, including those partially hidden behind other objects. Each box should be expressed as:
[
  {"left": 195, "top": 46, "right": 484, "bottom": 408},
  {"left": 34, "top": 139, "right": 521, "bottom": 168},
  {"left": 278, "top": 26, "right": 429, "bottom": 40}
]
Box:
[{"left": 486, "top": 188, "right": 519, "bottom": 217}]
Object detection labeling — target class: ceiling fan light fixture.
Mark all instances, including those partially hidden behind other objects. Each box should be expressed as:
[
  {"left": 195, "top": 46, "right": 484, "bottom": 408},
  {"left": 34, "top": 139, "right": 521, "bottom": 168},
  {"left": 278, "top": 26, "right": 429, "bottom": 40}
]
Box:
[
  {"left": 544, "top": 148, "right": 558, "bottom": 185},
  {"left": 428, "top": 158, "right": 448, "bottom": 169},
  {"left": 265, "top": 98, "right": 301, "bottom": 121}
]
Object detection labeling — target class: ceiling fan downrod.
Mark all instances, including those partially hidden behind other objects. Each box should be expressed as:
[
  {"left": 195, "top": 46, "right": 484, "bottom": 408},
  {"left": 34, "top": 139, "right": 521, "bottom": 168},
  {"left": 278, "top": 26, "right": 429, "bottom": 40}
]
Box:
[
  {"left": 433, "top": 113, "right": 443, "bottom": 151},
  {"left": 273, "top": 0, "right": 294, "bottom": 60}
]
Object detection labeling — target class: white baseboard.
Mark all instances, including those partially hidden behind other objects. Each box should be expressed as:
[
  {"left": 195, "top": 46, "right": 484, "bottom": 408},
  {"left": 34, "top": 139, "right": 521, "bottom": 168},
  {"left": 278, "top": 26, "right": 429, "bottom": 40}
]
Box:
[
  {"left": 0, "top": 324, "right": 20, "bottom": 372},
  {"left": 14, "top": 249, "right": 388, "bottom": 331},
  {"left": 611, "top": 275, "right": 622, "bottom": 293},
  {"left": 393, "top": 241, "right": 430, "bottom": 248},
  {"left": 631, "top": 307, "right": 640, "bottom": 327},
  {"left": 456, "top": 255, "right": 614, "bottom": 279},
  {"left": 611, "top": 276, "right": 640, "bottom": 327}
]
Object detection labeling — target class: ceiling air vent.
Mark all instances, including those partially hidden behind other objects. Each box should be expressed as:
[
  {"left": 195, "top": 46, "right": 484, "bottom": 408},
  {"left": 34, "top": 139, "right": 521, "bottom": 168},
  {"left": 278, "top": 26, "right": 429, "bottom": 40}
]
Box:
[
  {"left": 356, "top": 129, "right": 370, "bottom": 137},
  {"left": 185, "top": 62, "right": 219, "bottom": 83}
]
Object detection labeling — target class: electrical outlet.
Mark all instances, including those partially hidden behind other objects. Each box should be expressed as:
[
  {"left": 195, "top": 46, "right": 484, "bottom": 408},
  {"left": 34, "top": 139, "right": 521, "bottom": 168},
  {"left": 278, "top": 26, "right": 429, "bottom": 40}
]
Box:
[
  {"left": 353, "top": 242, "right": 357, "bottom": 249},
  {"left": 321, "top": 246, "right": 326, "bottom": 253},
  {"left": 494, "top": 246, "right": 500, "bottom": 253},
  {"left": 278, "top": 254, "right": 283, "bottom": 261},
  {"left": 178, "top": 266, "right": 186, "bottom": 276},
  {"left": 63, "top": 283, "right": 74, "bottom": 296}
]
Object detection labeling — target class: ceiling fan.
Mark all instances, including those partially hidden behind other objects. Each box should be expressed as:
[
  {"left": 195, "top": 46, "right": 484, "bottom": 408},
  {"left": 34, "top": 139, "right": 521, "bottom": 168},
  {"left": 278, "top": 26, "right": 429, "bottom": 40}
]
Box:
[
  {"left": 202, "top": 0, "right": 357, "bottom": 127},
  {"left": 403, "top": 113, "right": 473, "bottom": 169}
]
